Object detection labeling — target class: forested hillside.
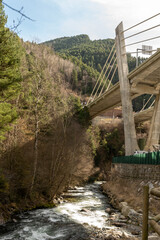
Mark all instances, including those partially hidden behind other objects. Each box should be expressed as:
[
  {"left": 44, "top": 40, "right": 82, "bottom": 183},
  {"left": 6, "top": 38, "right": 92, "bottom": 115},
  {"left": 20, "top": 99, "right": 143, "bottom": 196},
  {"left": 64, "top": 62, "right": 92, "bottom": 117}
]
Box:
[
  {"left": 0, "top": 3, "right": 101, "bottom": 223},
  {"left": 0, "top": 3, "right": 22, "bottom": 142},
  {"left": 44, "top": 35, "right": 117, "bottom": 95},
  {"left": 45, "top": 35, "right": 115, "bottom": 71},
  {"left": 44, "top": 34, "right": 151, "bottom": 111},
  {"left": 0, "top": 1, "right": 152, "bottom": 224}
]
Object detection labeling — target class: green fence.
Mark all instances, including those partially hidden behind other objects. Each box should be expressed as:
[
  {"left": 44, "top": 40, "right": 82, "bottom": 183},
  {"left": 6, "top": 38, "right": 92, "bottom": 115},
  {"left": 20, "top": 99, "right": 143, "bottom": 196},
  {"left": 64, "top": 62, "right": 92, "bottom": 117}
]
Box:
[{"left": 113, "top": 151, "right": 160, "bottom": 165}]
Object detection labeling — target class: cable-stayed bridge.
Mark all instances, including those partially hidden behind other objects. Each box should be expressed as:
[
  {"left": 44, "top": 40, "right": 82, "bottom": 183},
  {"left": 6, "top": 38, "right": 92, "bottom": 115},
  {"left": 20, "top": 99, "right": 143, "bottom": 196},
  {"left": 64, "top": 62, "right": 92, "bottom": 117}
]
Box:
[{"left": 86, "top": 13, "right": 160, "bottom": 155}]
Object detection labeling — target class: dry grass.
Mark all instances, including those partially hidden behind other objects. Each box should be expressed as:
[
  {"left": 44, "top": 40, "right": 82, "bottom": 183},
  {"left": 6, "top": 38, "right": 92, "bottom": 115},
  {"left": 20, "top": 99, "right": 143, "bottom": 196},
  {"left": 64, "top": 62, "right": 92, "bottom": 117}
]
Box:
[
  {"left": 92, "top": 117, "right": 122, "bottom": 127},
  {"left": 103, "top": 176, "right": 160, "bottom": 216}
]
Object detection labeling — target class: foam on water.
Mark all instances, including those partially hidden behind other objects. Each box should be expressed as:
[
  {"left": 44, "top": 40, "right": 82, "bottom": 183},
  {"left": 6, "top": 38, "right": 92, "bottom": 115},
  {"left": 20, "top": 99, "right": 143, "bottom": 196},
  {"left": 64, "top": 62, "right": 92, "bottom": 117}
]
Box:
[{"left": 0, "top": 182, "right": 134, "bottom": 239}]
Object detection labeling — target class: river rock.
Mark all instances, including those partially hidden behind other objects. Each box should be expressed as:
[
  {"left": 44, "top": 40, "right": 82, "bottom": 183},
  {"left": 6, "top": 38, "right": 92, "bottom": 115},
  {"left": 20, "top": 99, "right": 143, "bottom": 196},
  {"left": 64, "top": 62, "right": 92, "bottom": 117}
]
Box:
[
  {"left": 121, "top": 205, "right": 130, "bottom": 217},
  {"left": 119, "top": 201, "right": 128, "bottom": 210},
  {"left": 119, "top": 214, "right": 126, "bottom": 220},
  {"left": 105, "top": 208, "right": 112, "bottom": 214},
  {"left": 137, "top": 208, "right": 143, "bottom": 214},
  {"left": 52, "top": 199, "right": 58, "bottom": 204},
  {"left": 105, "top": 235, "right": 117, "bottom": 240},
  {"left": 119, "top": 201, "right": 140, "bottom": 222},
  {"left": 148, "top": 236, "right": 160, "bottom": 240},
  {"left": 128, "top": 209, "right": 139, "bottom": 220},
  {"left": 119, "top": 202, "right": 130, "bottom": 217},
  {"left": 80, "top": 208, "right": 91, "bottom": 213},
  {"left": 12, "top": 218, "right": 17, "bottom": 223},
  {"left": 112, "top": 221, "right": 126, "bottom": 227},
  {"left": 131, "top": 230, "right": 140, "bottom": 235}
]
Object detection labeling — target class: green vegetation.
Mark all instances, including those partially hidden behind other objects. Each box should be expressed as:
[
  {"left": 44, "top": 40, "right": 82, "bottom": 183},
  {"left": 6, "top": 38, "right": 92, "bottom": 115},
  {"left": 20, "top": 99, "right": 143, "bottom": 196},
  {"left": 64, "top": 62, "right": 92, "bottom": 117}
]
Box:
[
  {"left": 0, "top": 2, "right": 22, "bottom": 141},
  {"left": 60, "top": 53, "right": 100, "bottom": 95},
  {"left": 44, "top": 34, "right": 150, "bottom": 110},
  {"left": 0, "top": 4, "right": 98, "bottom": 220},
  {"left": 45, "top": 34, "right": 91, "bottom": 51},
  {"left": 0, "top": 12, "right": 100, "bottom": 225},
  {"left": 45, "top": 34, "right": 146, "bottom": 77},
  {"left": 0, "top": 3, "right": 153, "bottom": 222},
  {"left": 44, "top": 36, "right": 146, "bottom": 74},
  {"left": 94, "top": 123, "right": 124, "bottom": 174},
  {"left": 0, "top": 173, "right": 8, "bottom": 193},
  {"left": 72, "top": 96, "right": 90, "bottom": 126},
  {"left": 43, "top": 35, "right": 116, "bottom": 95},
  {"left": 45, "top": 35, "right": 114, "bottom": 71}
]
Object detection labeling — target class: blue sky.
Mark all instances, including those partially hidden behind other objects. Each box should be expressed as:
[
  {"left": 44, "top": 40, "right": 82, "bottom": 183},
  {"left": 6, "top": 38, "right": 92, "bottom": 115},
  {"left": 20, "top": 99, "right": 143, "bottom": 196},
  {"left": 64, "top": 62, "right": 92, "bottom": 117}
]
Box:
[
  {"left": 3, "top": 0, "right": 160, "bottom": 54},
  {"left": 4, "top": 0, "right": 112, "bottom": 42}
]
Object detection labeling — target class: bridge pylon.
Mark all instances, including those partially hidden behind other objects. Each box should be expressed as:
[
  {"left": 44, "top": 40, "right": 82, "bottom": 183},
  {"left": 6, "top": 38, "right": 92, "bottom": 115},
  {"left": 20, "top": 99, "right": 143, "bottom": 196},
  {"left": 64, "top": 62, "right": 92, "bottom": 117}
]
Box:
[
  {"left": 144, "top": 94, "right": 160, "bottom": 151},
  {"left": 115, "top": 22, "right": 139, "bottom": 156}
]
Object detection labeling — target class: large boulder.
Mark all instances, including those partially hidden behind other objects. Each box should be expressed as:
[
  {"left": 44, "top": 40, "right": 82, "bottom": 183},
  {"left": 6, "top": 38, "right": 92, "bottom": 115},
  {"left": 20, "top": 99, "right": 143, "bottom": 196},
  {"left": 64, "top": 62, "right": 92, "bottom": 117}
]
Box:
[{"left": 119, "top": 202, "right": 140, "bottom": 221}]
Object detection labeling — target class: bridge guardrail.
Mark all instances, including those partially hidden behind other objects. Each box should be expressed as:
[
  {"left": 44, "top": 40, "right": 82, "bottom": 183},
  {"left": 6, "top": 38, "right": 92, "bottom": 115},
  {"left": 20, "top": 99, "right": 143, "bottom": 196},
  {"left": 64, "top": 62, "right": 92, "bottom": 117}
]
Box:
[{"left": 112, "top": 152, "right": 160, "bottom": 165}]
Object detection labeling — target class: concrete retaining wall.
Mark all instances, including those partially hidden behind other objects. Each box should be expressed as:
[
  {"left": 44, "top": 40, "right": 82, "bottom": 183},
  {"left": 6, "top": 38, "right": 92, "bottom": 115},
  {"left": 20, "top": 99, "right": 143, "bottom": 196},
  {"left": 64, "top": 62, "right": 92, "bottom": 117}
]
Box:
[{"left": 112, "top": 163, "right": 160, "bottom": 180}]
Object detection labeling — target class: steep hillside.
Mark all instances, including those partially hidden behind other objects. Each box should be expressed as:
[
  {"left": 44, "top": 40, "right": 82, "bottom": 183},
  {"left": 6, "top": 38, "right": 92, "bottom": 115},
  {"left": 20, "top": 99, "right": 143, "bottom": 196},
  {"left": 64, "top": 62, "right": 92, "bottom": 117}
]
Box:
[
  {"left": 0, "top": 4, "right": 100, "bottom": 222},
  {"left": 44, "top": 35, "right": 114, "bottom": 72},
  {"left": 45, "top": 34, "right": 91, "bottom": 51},
  {"left": 43, "top": 35, "right": 151, "bottom": 111},
  {"left": 43, "top": 35, "right": 117, "bottom": 96}
]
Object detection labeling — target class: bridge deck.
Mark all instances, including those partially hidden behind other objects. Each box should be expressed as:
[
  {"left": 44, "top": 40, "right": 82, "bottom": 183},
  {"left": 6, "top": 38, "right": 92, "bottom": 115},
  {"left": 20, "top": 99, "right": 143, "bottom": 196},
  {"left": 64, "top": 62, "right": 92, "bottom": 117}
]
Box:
[{"left": 88, "top": 49, "right": 160, "bottom": 119}]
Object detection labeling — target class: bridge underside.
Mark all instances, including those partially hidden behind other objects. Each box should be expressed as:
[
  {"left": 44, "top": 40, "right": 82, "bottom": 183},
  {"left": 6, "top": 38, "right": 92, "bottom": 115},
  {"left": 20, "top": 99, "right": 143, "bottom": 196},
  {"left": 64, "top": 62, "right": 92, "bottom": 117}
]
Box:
[
  {"left": 134, "top": 107, "right": 153, "bottom": 123},
  {"left": 88, "top": 82, "right": 140, "bottom": 118},
  {"left": 88, "top": 50, "right": 160, "bottom": 121}
]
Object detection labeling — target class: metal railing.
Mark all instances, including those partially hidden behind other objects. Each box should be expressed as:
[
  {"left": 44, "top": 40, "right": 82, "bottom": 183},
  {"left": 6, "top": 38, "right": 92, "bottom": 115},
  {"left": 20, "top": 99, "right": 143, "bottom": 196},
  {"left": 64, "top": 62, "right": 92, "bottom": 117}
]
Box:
[{"left": 142, "top": 186, "right": 160, "bottom": 239}]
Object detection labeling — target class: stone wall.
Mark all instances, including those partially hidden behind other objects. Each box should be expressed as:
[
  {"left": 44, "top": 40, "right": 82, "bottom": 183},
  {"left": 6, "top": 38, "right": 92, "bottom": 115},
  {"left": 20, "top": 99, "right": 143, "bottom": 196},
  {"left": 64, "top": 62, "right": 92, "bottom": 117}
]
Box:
[{"left": 112, "top": 163, "right": 160, "bottom": 180}]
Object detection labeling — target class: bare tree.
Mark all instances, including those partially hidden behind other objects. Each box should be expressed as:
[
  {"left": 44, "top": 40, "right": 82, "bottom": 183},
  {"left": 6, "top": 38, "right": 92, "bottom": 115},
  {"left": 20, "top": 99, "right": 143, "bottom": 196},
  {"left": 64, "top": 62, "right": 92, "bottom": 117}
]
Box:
[{"left": 2, "top": 1, "right": 35, "bottom": 21}]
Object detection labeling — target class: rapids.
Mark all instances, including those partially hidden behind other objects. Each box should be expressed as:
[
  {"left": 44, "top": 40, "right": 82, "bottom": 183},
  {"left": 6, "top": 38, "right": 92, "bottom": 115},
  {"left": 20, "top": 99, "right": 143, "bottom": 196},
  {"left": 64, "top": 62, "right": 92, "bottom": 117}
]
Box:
[{"left": 0, "top": 182, "right": 140, "bottom": 240}]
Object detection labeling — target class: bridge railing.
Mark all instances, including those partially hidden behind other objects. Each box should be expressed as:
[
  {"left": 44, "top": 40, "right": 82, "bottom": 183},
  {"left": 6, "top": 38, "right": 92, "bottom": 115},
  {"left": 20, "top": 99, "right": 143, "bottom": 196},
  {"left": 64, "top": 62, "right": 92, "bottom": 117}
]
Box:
[{"left": 113, "top": 151, "right": 160, "bottom": 165}]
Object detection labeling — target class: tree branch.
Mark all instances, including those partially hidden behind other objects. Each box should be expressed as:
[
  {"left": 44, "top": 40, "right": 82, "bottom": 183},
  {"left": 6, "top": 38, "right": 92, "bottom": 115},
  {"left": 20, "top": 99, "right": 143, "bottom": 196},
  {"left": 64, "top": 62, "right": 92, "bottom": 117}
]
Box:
[{"left": 2, "top": 1, "right": 35, "bottom": 22}]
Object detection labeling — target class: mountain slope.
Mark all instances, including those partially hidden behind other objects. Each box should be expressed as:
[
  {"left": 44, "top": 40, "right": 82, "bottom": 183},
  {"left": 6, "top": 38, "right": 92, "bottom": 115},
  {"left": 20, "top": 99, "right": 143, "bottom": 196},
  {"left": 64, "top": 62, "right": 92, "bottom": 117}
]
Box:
[
  {"left": 43, "top": 34, "right": 151, "bottom": 111},
  {"left": 44, "top": 34, "right": 115, "bottom": 73}
]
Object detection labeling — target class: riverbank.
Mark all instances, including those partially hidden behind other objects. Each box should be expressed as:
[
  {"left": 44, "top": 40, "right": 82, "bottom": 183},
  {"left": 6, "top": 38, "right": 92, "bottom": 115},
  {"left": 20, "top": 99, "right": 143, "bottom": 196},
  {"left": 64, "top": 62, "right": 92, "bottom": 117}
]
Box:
[
  {"left": 0, "top": 195, "right": 56, "bottom": 225},
  {"left": 0, "top": 182, "right": 142, "bottom": 240},
  {"left": 102, "top": 177, "right": 160, "bottom": 215},
  {"left": 0, "top": 164, "right": 100, "bottom": 225},
  {"left": 1, "top": 179, "right": 159, "bottom": 239},
  {"left": 102, "top": 176, "right": 160, "bottom": 239}
]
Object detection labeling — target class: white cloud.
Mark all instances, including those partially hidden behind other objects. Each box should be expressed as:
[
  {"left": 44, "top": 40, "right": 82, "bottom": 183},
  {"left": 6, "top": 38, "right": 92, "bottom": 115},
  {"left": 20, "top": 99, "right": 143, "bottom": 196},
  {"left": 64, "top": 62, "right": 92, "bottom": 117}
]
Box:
[
  {"left": 54, "top": 0, "right": 160, "bottom": 54},
  {"left": 7, "top": 0, "right": 160, "bottom": 53},
  {"left": 88, "top": 0, "right": 160, "bottom": 53},
  {"left": 89, "top": 0, "right": 159, "bottom": 28}
]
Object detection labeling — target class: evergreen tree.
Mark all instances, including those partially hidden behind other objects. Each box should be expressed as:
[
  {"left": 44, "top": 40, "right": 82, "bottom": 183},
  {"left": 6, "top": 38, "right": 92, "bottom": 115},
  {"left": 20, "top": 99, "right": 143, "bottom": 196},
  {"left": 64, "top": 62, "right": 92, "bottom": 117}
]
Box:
[
  {"left": 0, "top": 2, "right": 22, "bottom": 140},
  {"left": 72, "top": 68, "right": 78, "bottom": 90}
]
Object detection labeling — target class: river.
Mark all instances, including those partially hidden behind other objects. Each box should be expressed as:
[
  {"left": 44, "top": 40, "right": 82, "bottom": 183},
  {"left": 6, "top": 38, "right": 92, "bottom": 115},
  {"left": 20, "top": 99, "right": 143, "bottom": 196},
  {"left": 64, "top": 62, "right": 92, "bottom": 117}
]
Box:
[{"left": 0, "top": 182, "right": 140, "bottom": 240}]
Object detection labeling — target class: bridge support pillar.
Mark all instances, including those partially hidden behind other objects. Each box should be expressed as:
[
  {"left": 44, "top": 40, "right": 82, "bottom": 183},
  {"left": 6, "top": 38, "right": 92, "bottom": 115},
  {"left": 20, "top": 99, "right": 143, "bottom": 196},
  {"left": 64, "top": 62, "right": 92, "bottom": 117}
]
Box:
[
  {"left": 116, "top": 22, "right": 139, "bottom": 156},
  {"left": 144, "top": 93, "right": 160, "bottom": 151}
]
